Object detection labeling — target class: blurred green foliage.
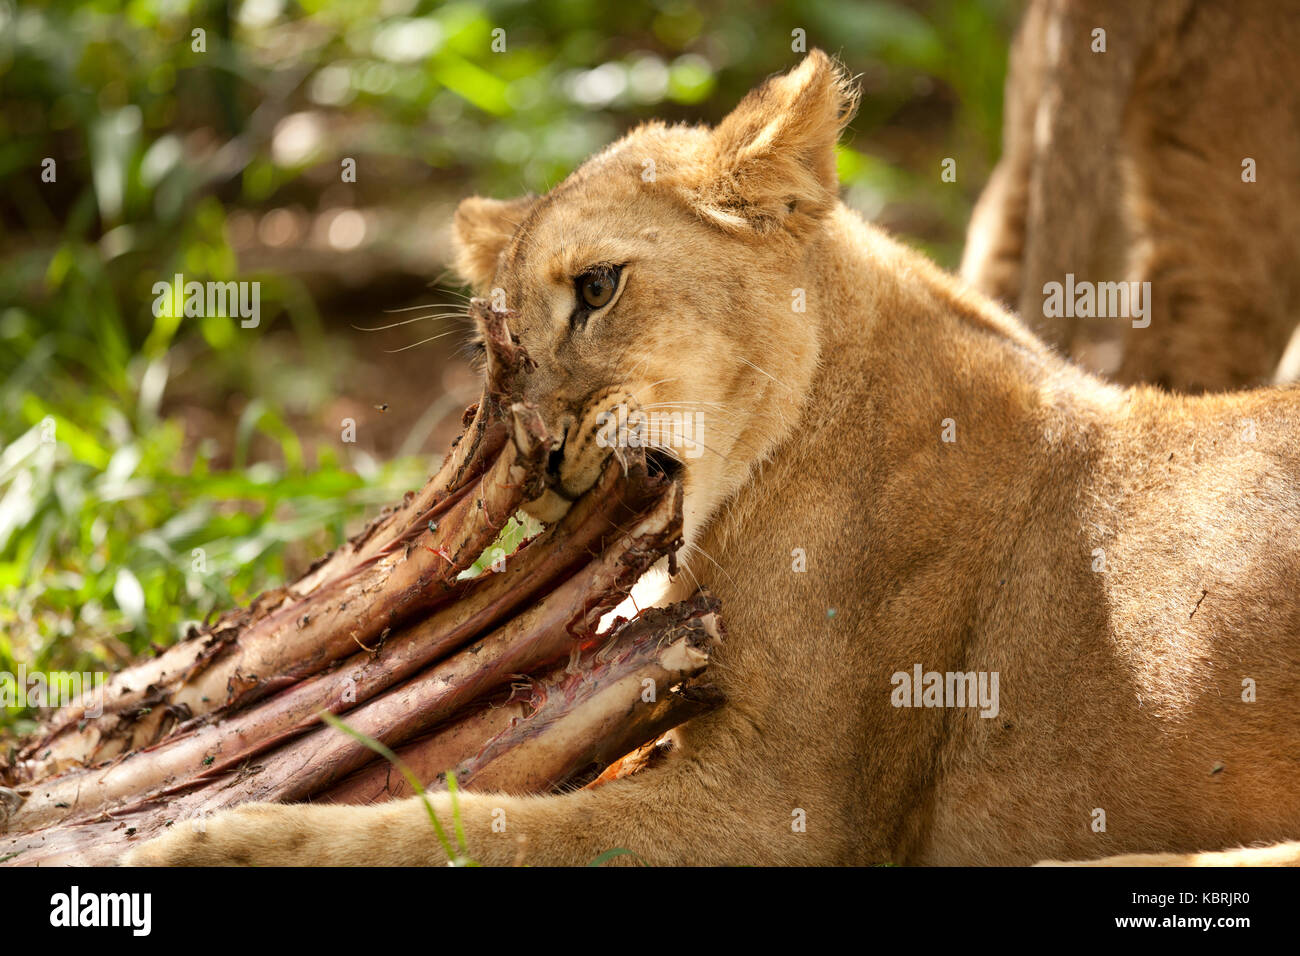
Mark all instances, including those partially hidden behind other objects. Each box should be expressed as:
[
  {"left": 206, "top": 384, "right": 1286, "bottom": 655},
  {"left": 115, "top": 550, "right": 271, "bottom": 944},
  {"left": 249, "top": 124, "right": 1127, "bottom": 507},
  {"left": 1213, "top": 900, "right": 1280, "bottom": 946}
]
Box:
[{"left": 0, "top": 0, "right": 1014, "bottom": 734}]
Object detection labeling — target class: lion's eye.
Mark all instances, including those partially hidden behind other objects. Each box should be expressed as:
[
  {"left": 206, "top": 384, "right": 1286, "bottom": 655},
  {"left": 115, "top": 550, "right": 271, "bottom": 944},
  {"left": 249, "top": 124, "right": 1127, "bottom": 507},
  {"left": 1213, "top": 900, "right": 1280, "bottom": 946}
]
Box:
[{"left": 577, "top": 269, "right": 617, "bottom": 310}]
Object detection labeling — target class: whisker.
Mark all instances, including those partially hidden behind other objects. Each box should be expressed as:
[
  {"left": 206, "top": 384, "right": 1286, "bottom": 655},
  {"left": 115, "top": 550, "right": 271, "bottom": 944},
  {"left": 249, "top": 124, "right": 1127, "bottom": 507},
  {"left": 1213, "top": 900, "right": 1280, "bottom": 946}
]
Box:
[
  {"left": 681, "top": 540, "right": 739, "bottom": 589},
  {"left": 639, "top": 401, "right": 729, "bottom": 411},
  {"left": 380, "top": 302, "right": 468, "bottom": 314},
  {"left": 354, "top": 312, "right": 468, "bottom": 332},
  {"left": 737, "top": 355, "right": 794, "bottom": 392},
  {"left": 675, "top": 554, "right": 703, "bottom": 594},
  {"left": 429, "top": 269, "right": 471, "bottom": 291},
  {"left": 643, "top": 442, "right": 684, "bottom": 463},
  {"left": 656, "top": 432, "right": 739, "bottom": 464},
  {"left": 628, "top": 377, "right": 679, "bottom": 403},
  {"left": 623, "top": 354, "right": 654, "bottom": 382},
  {"left": 384, "top": 328, "right": 467, "bottom": 353}
]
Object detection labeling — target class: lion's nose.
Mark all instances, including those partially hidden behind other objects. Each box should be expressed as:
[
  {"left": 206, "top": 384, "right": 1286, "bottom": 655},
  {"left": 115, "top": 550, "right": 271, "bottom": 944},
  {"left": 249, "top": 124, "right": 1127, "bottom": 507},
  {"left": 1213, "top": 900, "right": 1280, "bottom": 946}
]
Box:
[
  {"left": 545, "top": 444, "right": 565, "bottom": 478},
  {"left": 544, "top": 414, "right": 574, "bottom": 479}
]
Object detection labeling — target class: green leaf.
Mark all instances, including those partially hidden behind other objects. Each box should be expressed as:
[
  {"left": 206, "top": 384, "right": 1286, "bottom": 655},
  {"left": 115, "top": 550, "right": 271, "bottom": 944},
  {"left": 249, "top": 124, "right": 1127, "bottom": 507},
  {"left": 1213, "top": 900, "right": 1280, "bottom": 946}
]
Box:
[
  {"left": 318, "top": 711, "right": 475, "bottom": 865},
  {"left": 587, "top": 848, "right": 647, "bottom": 867}
]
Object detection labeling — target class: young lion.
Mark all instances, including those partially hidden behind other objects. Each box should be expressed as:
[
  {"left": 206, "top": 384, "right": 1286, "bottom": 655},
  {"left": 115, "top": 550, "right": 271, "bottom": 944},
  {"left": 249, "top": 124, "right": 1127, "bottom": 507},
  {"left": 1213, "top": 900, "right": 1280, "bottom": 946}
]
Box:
[
  {"left": 129, "top": 52, "right": 1300, "bottom": 867},
  {"left": 961, "top": 0, "right": 1300, "bottom": 393}
]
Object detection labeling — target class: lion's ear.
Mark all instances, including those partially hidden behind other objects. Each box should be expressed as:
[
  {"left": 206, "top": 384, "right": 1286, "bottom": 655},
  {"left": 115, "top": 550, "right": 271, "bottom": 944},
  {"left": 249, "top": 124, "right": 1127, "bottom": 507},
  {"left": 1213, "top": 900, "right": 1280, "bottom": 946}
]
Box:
[
  {"left": 691, "top": 50, "right": 858, "bottom": 235},
  {"left": 451, "top": 194, "right": 538, "bottom": 291}
]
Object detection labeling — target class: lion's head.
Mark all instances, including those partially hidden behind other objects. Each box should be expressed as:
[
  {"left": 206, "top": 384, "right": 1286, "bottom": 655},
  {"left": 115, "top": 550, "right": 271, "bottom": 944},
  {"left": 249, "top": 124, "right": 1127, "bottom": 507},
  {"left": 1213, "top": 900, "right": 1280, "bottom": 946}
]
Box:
[{"left": 451, "top": 51, "right": 858, "bottom": 542}]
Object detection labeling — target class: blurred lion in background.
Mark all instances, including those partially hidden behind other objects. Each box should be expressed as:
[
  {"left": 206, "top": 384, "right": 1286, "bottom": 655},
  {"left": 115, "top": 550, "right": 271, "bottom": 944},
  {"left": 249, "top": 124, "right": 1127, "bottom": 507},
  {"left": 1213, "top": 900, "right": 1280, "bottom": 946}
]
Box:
[{"left": 962, "top": 0, "right": 1300, "bottom": 393}]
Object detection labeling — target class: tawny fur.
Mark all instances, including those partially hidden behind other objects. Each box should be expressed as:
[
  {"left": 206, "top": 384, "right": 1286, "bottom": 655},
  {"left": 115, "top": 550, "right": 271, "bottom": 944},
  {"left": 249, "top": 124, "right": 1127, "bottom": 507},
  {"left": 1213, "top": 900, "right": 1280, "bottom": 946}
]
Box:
[
  {"left": 961, "top": 0, "right": 1300, "bottom": 393},
  {"left": 128, "top": 52, "right": 1300, "bottom": 867}
]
